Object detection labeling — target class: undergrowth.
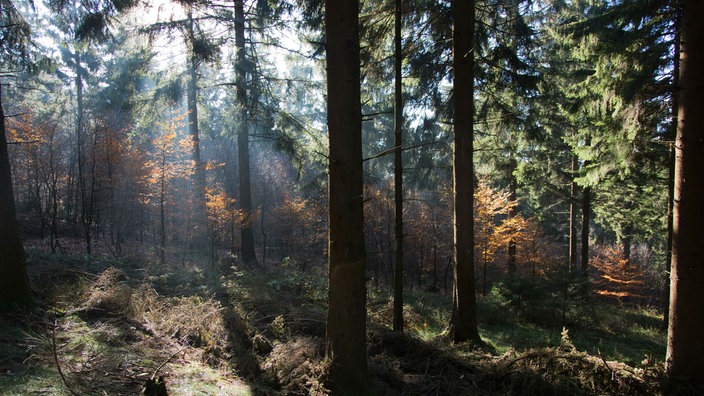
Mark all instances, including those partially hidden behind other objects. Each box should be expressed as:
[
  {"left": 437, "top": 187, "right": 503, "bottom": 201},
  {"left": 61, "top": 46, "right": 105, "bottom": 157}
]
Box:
[{"left": 0, "top": 248, "right": 668, "bottom": 395}]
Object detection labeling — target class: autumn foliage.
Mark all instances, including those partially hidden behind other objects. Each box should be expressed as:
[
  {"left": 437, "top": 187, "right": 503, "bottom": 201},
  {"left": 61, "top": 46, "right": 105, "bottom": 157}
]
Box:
[
  {"left": 590, "top": 245, "right": 648, "bottom": 304},
  {"left": 474, "top": 180, "right": 562, "bottom": 295}
]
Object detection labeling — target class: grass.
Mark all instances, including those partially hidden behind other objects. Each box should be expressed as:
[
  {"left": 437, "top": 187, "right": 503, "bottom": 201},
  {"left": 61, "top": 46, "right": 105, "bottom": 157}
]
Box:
[
  {"left": 0, "top": 367, "right": 72, "bottom": 396},
  {"left": 167, "top": 358, "right": 252, "bottom": 395},
  {"left": 0, "top": 248, "right": 670, "bottom": 395},
  {"left": 1, "top": 251, "right": 256, "bottom": 396},
  {"left": 391, "top": 286, "right": 667, "bottom": 365}
]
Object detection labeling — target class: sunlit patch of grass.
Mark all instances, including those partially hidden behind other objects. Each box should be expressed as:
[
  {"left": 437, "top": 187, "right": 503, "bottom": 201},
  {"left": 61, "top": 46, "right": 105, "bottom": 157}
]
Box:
[
  {"left": 566, "top": 304, "right": 666, "bottom": 364},
  {"left": 0, "top": 367, "right": 71, "bottom": 396},
  {"left": 168, "top": 361, "right": 252, "bottom": 396},
  {"left": 479, "top": 322, "right": 558, "bottom": 355},
  {"left": 404, "top": 291, "right": 451, "bottom": 341}
]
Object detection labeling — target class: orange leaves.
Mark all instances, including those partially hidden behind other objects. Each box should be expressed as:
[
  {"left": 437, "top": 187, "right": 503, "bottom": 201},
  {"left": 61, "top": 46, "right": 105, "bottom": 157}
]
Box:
[
  {"left": 474, "top": 180, "right": 557, "bottom": 279},
  {"left": 271, "top": 194, "right": 320, "bottom": 234},
  {"left": 139, "top": 115, "right": 192, "bottom": 205},
  {"left": 205, "top": 161, "right": 225, "bottom": 171},
  {"left": 591, "top": 246, "right": 647, "bottom": 303},
  {"left": 279, "top": 195, "right": 309, "bottom": 217},
  {"left": 205, "top": 186, "right": 240, "bottom": 232},
  {"left": 474, "top": 181, "right": 515, "bottom": 264},
  {"left": 6, "top": 111, "right": 42, "bottom": 145}
]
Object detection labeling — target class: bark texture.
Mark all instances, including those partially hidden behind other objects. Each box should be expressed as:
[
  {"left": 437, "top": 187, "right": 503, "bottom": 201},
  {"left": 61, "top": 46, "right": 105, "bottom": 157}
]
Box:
[
  {"left": 451, "top": 0, "right": 481, "bottom": 344},
  {"left": 666, "top": 0, "right": 704, "bottom": 388},
  {"left": 392, "top": 0, "right": 404, "bottom": 333},
  {"left": 324, "top": 0, "right": 369, "bottom": 393},
  {"left": 235, "top": 0, "right": 257, "bottom": 264},
  {"left": 0, "top": 87, "right": 32, "bottom": 306},
  {"left": 186, "top": 6, "right": 209, "bottom": 251}
]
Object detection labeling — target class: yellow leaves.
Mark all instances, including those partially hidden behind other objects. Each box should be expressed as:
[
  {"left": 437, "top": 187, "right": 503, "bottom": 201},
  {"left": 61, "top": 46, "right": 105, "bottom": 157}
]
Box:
[
  {"left": 594, "top": 290, "right": 634, "bottom": 299},
  {"left": 599, "top": 274, "right": 643, "bottom": 286},
  {"left": 153, "top": 129, "right": 177, "bottom": 150}
]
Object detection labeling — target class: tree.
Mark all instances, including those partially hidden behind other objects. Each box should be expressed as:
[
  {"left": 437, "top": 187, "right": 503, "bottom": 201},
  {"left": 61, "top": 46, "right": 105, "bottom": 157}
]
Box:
[
  {"left": 46, "top": 1, "right": 98, "bottom": 253},
  {"left": 473, "top": 0, "right": 539, "bottom": 274},
  {"left": 392, "top": 0, "right": 405, "bottom": 333},
  {"left": 665, "top": 0, "right": 704, "bottom": 388},
  {"left": 139, "top": 0, "right": 220, "bottom": 255},
  {"left": 141, "top": 114, "right": 190, "bottom": 266},
  {"left": 663, "top": 1, "right": 681, "bottom": 328},
  {"left": 0, "top": 0, "right": 34, "bottom": 306},
  {"left": 324, "top": 0, "right": 369, "bottom": 392},
  {"left": 234, "top": 0, "right": 257, "bottom": 264},
  {"left": 474, "top": 181, "right": 518, "bottom": 296},
  {"left": 0, "top": 86, "right": 32, "bottom": 306},
  {"left": 450, "top": 0, "right": 481, "bottom": 344},
  {"left": 185, "top": 3, "right": 211, "bottom": 252}
]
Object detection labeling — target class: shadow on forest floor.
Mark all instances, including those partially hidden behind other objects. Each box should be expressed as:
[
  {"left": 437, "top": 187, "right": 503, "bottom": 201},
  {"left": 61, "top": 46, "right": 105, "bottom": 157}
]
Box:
[{"left": 0, "top": 248, "right": 671, "bottom": 395}]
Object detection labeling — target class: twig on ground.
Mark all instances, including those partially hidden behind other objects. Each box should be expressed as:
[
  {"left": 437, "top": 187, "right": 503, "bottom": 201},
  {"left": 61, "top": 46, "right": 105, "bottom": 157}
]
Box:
[
  {"left": 598, "top": 349, "right": 615, "bottom": 380},
  {"left": 52, "top": 317, "right": 80, "bottom": 396},
  {"left": 150, "top": 346, "right": 188, "bottom": 381}
]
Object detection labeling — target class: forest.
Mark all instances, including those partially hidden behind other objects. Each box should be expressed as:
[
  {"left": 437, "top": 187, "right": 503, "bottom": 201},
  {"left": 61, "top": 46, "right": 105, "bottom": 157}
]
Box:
[{"left": 1, "top": 0, "right": 703, "bottom": 394}]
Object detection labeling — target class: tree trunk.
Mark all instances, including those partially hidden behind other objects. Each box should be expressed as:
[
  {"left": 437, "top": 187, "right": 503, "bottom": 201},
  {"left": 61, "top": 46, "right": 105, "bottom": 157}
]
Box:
[
  {"left": 622, "top": 234, "right": 631, "bottom": 263},
  {"left": 507, "top": 148, "right": 517, "bottom": 273},
  {"left": 568, "top": 155, "right": 578, "bottom": 274},
  {"left": 235, "top": 0, "right": 257, "bottom": 265},
  {"left": 666, "top": 1, "right": 704, "bottom": 388},
  {"left": 663, "top": 2, "right": 680, "bottom": 329},
  {"left": 450, "top": 0, "right": 481, "bottom": 344},
  {"left": 49, "top": 142, "right": 59, "bottom": 253},
  {"left": 324, "top": 0, "right": 369, "bottom": 393},
  {"left": 74, "top": 50, "right": 91, "bottom": 254},
  {"left": 84, "top": 127, "right": 98, "bottom": 256},
  {"left": 186, "top": 6, "right": 209, "bottom": 252},
  {"left": 159, "top": 149, "right": 167, "bottom": 267},
  {"left": 0, "top": 87, "right": 32, "bottom": 306},
  {"left": 392, "top": 0, "right": 404, "bottom": 333},
  {"left": 580, "top": 186, "right": 590, "bottom": 278}
]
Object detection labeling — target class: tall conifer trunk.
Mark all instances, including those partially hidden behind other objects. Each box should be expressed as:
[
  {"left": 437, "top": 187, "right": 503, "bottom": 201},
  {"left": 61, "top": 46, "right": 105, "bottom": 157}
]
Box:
[
  {"left": 74, "top": 50, "right": 91, "bottom": 254},
  {"left": 0, "top": 87, "right": 32, "bottom": 306},
  {"left": 324, "top": 0, "right": 369, "bottom": 392},
  {"left": 580, "top": 186, "right": 590, "bottom": 278},
  {"left": 568, "top": 154, "right": 578, "bottom": 274},
  {"left": 234, "top": 0, "right": 257, "bottom": 264},
  {"left": 666, "top": 0, "right": 704, "bottom": 387},
  {"left": 392, "top": 0, "right": 404, "bottom": 333},
  {"left": 663, "top": 3, "right": 680, "bottom": 329},
  {"left": 507, "top": 153, "right": 517, "bottom": 273},
  {"left": 185, "top": 6, "right": 209, "bottom": 251},
  {"left": 450, "top": 0, "right": 481, "bottom": 344},
  {"left": 580, "top": 135, "right": 591, "bottom": 281}
]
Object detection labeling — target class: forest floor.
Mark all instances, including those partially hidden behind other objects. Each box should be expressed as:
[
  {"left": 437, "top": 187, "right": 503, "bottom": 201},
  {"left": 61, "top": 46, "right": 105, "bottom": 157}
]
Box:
[{"left": 0, "top": 246, "right": 670, "bottom": 395}]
